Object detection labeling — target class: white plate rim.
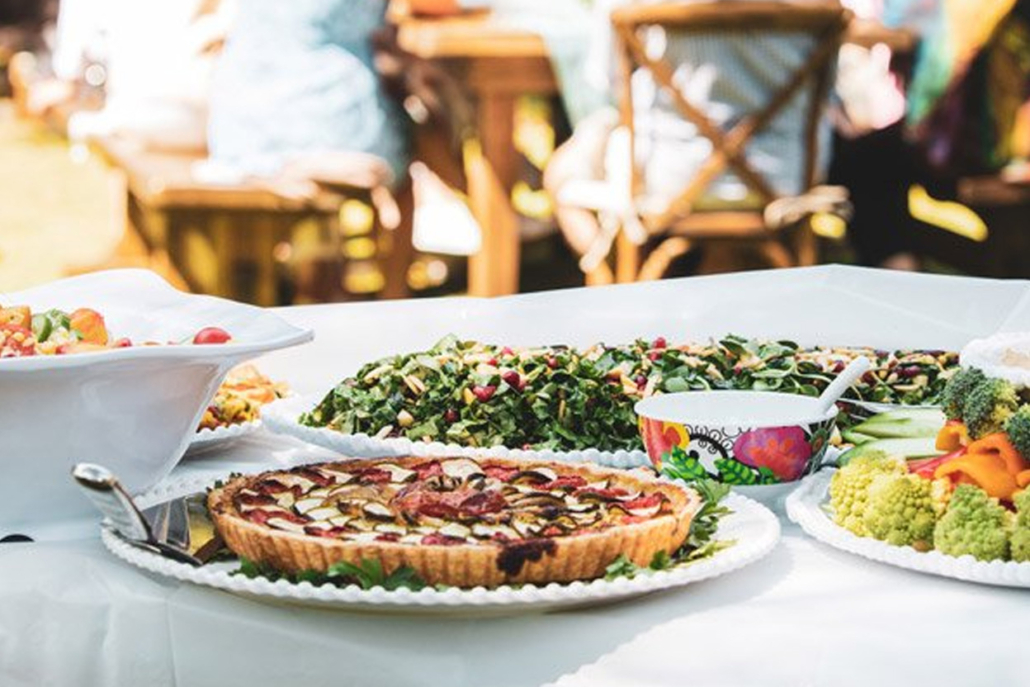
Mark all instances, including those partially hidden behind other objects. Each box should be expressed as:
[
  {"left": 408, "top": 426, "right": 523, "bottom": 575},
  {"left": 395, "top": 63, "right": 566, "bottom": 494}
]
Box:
[
  {"left": 101, "top": 473, "right": 781, "bottom": 614},
  {"left": 786, "top": 470, "right": 1030, "bottom": 587},
  {"left": 189, "top": 420, "right": 263, "bottom": 452},
  {"left": 261, "top": 396, "right": 652, "bottom": 469}
]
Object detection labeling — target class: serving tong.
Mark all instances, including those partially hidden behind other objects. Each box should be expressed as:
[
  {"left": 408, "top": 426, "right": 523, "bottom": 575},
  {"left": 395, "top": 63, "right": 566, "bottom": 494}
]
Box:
[{"left": 72, "top": 463, "right": 214, "bottom": 566}]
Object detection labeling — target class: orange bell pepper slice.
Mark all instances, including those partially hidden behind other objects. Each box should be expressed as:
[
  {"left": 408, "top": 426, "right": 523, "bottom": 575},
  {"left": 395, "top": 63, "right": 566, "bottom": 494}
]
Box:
[
  {"left": 1017, "top": 469, "right": 1030, "bottom": 489},
  {"left": 966, "top": 433, "right": 1027, "bottom": 475},
  {"left": 935, "top": 451, "right": 1020, "bottom": 501},
  {"left": 935, "top": 421, "right": 970, "bottom": 452}
]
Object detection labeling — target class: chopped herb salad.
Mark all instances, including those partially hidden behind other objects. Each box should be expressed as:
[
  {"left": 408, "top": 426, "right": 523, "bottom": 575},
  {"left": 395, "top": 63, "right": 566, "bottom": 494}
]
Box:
[{"left": 301, "top": 335, "right": 959, "bottom": 452}]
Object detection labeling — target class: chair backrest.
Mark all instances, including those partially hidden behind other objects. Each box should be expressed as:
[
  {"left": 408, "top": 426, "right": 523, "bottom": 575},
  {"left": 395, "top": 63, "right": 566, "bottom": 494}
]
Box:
[{"left": 611, "top": 1, "right": 851, "bottom": 230}]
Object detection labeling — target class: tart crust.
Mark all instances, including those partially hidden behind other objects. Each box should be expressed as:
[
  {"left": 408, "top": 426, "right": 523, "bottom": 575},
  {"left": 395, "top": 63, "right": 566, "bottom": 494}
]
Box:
[{"left": 208, "top": 457, "right": 702, "bottom": 588}]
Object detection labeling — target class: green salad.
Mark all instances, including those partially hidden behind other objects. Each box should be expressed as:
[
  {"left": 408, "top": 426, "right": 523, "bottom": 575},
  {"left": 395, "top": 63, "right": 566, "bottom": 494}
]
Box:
[{"left": 301, "top": 334, "right": 959, "bottom": 452}]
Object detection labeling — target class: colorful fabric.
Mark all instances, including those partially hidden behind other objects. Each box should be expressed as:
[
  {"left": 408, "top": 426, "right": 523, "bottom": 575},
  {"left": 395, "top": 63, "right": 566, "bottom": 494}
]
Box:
[{"left": 904, "top": 0, "right": 1030, "bottom": 172}]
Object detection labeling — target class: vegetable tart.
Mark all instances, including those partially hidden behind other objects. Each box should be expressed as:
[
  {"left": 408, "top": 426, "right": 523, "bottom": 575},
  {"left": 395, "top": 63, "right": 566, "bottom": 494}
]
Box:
[{"left": 208, "top": 457, "right": 701, "bottom": 587}]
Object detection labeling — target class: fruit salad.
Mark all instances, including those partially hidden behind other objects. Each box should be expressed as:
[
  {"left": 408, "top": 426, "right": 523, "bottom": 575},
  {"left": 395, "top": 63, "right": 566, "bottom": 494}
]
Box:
[{"left": 0, "top": 304, "right": 232, "bottom": 358}]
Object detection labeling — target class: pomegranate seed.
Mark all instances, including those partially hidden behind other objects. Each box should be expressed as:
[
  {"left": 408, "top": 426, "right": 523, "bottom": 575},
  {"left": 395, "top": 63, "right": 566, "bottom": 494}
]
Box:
[
  {"left": 486, "top": 357, "right": 498, "bottom": 366},
  {"left": 546, "top": 357, "right": 558, "bottom": 369},
  {"left": 861, "top": 371, "right": 876, "bottom": 384},
  {"left": 502, "top": 370, "right": 522, "bottom": 389},
  {"left": 648, "top": 351, "right": 661, "bottom": 361},
  {"left": 898, "top": 365, "right": 922, "bottom": 379},
  {"left": 444, "top": 408, "right": 459, "bottom": 423},
  {"left": 473, "top": 385, "right": 496, "bottom": 402},
  {"left": 635, "top": 375, "right": 647, "bottom": 388},
  {"left": 652, "top": 336, "right": 667, "bottom": 349},
  {"left": 832, "top": 361, "right": 845, "bottom": 373},
  {"left": 501, "top": 346, "right": 514, "bottom": 356},
  {"left": 112, "top": 337, "right": 133, "bottom": 348}
]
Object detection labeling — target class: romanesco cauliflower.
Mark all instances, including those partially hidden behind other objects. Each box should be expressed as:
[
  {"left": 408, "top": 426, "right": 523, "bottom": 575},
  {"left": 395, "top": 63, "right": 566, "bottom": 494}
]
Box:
[
  {"left": 829, "top": 453, "right": 906, "bottom": 537},
  {"left": 1009, "top": 489, "right": 1030, "bottom": 563},
  {"left": 862, "top": 474, "right": 948, "bottom": 550},
  {"left": 933, "top": 484, "right": 1012, "bottom": 562}
]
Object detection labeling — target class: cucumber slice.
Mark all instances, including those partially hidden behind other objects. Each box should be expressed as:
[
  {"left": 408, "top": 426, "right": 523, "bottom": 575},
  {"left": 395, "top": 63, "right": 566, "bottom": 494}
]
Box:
[
  {"left": 839, "top": 437, "right": 945, "bottom": 465},
  {"left": 841, "top": 429, "right": 879, "bottom": 445},
  {"left": 31, "top": 313, "right": 52, "bottom": 342},
  {"left": 856, "top": 408, "right": 945, "bottom": 423},
  {"left": 849, "top": 408, "right": 945, "bottom": 439}
]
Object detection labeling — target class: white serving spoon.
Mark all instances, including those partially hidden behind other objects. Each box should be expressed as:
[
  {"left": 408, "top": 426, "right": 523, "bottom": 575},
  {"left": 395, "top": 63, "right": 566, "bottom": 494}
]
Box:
[{"left": 815, "top": 356, "right": 873, "bottom": 414}]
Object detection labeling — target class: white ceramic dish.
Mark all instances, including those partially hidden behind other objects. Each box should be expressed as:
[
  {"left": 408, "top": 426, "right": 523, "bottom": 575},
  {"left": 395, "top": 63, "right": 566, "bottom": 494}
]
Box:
[
  {"left": 786, "top": 470, "right": 1030, "bottom": 587},
  {"left": 187, "top": 420, "right": 263, "bottom": 455},
  {"left": 636, "top": 391, "right": 839, "bottom": 428},
  {"left": 101, "top": 473, "right": 781, "bottom": 615},
  {"left": 0, "top": 270, "right": 312, "bottom": 536},
  {"left": 261, "top": 395, "right": 652, "bottom": 469}
]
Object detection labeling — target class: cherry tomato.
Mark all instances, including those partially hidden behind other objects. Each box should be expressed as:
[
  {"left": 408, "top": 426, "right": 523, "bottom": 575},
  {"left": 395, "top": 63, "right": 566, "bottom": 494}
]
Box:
[{"left": 192, "top": 327, "right": 232, "bottom": 345}]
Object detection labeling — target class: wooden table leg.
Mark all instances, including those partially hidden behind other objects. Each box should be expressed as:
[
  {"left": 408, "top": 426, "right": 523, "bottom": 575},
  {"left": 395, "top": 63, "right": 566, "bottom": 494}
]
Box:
[{"left": 467, "top": 92, "right": 520, "bottom": 297}]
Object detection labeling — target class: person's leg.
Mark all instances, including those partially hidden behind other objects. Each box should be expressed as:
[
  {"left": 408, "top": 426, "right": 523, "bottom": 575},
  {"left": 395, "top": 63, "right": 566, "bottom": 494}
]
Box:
[
  {"left": 543, "top": 109, "right": 619, "bottom": 285},
  {"left": 829, "top": 122, "right": 916, "bottom": 267}
]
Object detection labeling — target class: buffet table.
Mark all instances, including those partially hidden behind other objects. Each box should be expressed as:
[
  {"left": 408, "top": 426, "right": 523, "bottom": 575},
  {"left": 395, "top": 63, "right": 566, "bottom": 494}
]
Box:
[{"left": 3, "top": 266, "right": 1030, "bottom": 686}]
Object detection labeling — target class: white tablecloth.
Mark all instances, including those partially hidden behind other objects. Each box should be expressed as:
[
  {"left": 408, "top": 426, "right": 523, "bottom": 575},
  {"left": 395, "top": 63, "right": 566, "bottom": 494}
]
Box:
[{"left": 4, "top": 266, "right": 1030, "bottom": 686}]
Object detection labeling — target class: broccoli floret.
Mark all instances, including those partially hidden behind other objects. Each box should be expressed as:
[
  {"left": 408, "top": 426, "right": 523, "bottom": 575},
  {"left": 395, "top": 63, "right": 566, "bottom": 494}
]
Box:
[
  {"left": 829, "top": 453, "right": 907, "bottom": 537},
  {"left": 862, "top": 473, "right": 942, "bottom": 550},
  {"left": 1009, "top": 489, "right": 1030, "bottom": 563},
  {"left": 940, "top": 367, "right": 986, "bottom": 421},
  {"left": 1004, "top": 405, "right": 1030, "bottom": 462},
  {"left": 933, "top": 484, "right": 1012, "bottom": 561},
  {"left": 962, "top": 377, "right": 1019, "bottom": 439}
]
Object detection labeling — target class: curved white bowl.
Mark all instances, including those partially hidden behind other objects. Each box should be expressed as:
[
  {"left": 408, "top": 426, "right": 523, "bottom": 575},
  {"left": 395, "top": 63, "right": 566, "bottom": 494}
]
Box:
[
  {"left": 0, "top": 270, "right": 312, "bottom": 536},
  {"left": 635, "top": 390, "right": 838, "bottom": 427}
]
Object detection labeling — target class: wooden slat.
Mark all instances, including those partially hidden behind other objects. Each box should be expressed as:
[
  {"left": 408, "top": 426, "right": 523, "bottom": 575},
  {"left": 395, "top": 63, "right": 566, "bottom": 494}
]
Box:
[
  {"left": 90, "top": 136, "right": 340, "bottom": 213},
  {"left": 389, "top": 1, "right": 547, "bottom": 59},
  {"left": 612, "top": 1, "right": 847, "bottom": 32}
]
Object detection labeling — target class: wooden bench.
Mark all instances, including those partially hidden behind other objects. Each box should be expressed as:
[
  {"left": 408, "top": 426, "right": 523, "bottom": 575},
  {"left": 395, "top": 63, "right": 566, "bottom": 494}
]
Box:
[{"left": 91, "top": 135, "right": 403, "bottom": 305}]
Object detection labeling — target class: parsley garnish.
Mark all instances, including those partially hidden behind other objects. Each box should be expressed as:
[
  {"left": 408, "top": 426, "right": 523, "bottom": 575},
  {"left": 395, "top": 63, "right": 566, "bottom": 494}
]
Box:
[
  {"left": 235, "top": 557, "right": 428, "bottom": 591},
  {"left": 604, "top": 478, "right": 735, "bottom": 581}
]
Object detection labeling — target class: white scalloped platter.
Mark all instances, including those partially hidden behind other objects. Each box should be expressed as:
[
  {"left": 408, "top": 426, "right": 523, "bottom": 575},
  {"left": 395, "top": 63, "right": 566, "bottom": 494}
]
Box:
[
  {"left": 262, "top": 396, "right": 652, "bottom": 470},
  {"left": 101, "top": 473, "right": 780, "bottom": 616},
  {"left": 786, "top": 470, "right": 1030, "bottom": 588},
  {"left": 187, "top": 420, "right": 263, "bottom": 455}
]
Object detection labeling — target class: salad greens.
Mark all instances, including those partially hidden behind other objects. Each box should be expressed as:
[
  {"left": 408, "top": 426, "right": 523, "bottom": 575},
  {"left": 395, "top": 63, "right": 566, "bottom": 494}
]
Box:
[{"left": 302, "top": 334, "right": 958, "bottom": 452}]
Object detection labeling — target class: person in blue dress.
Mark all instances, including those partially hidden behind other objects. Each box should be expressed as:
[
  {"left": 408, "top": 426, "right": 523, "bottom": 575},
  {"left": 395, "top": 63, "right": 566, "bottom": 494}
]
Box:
[{"left": 206, "top": 0, "right": 409, "bottom": 184}]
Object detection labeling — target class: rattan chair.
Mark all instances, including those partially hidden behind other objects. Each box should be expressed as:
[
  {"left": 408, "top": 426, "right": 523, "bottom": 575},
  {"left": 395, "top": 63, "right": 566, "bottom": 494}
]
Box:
[{"left": 560, "top": 1, "right": 852, "bottom": 281}]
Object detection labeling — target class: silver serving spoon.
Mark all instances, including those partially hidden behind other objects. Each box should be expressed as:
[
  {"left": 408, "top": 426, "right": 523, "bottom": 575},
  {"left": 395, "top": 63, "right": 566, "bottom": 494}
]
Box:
[{"left": 72, "top": 463, "right": 203, "bottom": 567}]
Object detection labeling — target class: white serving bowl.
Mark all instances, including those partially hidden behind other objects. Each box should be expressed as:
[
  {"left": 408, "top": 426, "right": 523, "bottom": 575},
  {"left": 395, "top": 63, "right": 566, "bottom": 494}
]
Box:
[
  {"left": 636, "top": 391, "right": 839, "bottom": 512},
  {"left": 0, "top": 270, "right": 312, "bottom": 537}
]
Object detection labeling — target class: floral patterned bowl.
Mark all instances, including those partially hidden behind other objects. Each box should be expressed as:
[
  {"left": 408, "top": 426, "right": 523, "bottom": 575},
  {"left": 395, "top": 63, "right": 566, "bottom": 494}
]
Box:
[{"left": 635, "top": 391, "right": 837, "bottom": 492}]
